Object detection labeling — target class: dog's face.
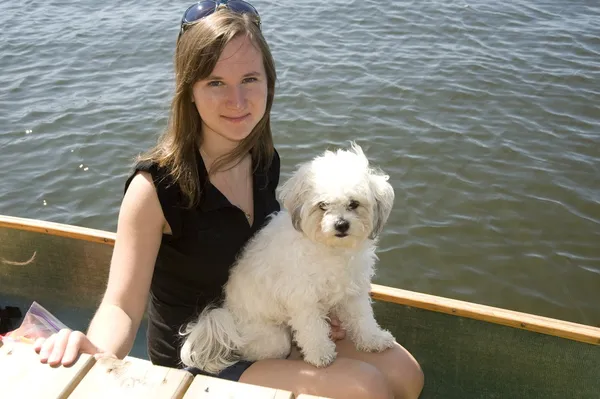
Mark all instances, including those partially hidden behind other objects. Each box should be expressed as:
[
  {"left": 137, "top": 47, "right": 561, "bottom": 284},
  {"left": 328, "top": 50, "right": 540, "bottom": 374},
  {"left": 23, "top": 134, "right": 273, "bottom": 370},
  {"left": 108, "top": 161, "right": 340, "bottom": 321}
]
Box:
[
  {"left": 306, "top": 186, "right": 375, "bottom": 249},
  {"left": 278, "top": 143, "right": 395, "bottom": 249}
]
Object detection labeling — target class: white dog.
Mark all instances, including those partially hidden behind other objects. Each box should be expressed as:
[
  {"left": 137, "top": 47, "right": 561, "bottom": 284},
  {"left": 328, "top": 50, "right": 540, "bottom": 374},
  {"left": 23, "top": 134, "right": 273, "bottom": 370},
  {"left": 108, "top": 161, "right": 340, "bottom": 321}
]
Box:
[{"left": 180, "top": 143, "right": 396, "bottom": 374}]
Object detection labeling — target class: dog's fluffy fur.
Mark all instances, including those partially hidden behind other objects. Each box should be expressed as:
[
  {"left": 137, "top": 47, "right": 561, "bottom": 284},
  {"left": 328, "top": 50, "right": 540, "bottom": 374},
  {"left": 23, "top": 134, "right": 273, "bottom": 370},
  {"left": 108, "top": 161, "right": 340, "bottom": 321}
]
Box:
[{"left": 180, "top": 143, "right": 396, "bottom": 373}]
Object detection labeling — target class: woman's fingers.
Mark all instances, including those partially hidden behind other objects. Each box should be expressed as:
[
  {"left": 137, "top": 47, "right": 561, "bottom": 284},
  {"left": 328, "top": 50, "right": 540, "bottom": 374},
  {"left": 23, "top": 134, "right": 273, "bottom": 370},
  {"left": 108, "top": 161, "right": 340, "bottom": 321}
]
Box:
[
  {"left": 328, "top": 314, "right": 341, "bottom": 326},
  {"left": 327, "top": 314, "right": 347, "bottom": 341},
  {"left": 47, "top": 328, "right": 72, "bottom": 366},
  {"left": 33, "top": 337, "right": 46, "bottom": 353},
  {"left": 35, "top": 329, "right": 105, "bottom": 366},
  {"left": 38, "top": 333, "right": 57, "bottom": 363},
  {"left": 330, "top": 328, "right": 346, "bottom": 341},
  {"left": 61, "top": 331, "right": 96, "bottom": 366}
]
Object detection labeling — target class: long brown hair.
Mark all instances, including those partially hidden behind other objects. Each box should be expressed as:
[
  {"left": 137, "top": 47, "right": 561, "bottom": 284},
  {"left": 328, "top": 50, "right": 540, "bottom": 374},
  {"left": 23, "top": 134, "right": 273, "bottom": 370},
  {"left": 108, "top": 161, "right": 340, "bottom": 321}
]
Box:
[{"left": 138, "top": 10, "right": 277, "bottom": 208}]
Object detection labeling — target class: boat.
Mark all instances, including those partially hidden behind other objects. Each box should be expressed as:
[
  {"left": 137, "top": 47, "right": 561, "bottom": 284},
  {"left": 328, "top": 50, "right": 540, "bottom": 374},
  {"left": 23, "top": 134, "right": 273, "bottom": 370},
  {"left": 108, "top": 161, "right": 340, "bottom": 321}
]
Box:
[{"left": 1, "top": 214, "right": 599, "bottom": 398}]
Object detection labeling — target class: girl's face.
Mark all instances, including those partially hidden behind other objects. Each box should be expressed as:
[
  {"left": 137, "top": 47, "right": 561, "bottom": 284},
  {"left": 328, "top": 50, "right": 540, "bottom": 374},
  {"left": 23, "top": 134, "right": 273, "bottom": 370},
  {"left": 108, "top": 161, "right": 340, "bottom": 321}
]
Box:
[{"left": 192, "top": 34, "right": 268, "bottom": 151}]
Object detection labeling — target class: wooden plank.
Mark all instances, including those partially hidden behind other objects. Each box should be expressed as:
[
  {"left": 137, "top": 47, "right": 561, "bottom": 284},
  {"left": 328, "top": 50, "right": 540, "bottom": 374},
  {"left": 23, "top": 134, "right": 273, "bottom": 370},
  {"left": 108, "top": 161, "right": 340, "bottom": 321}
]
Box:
[
  {"left": 0, "top": 214, "right": 116, "bottom": 245},
  {"left": 68, "top": 355, "right": 193, "bottom": 398},
  {"left": 0, "top": 341, "right": 94, "bottom": 398},
  {"left": 371, "top": 283, "right": 600, "bottom": 345},
  {"left": 273, "top": 391, "right": 296, "bottom": 399},
  {"left": 182, "top": 374, "right": 294, "bottom": 399}
]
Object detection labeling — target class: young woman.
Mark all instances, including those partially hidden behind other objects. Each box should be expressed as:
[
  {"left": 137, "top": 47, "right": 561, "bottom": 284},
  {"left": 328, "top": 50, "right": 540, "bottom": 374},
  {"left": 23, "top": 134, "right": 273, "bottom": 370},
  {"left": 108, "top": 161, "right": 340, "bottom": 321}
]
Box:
[{"left": 35, "top": 2, "right": 424, "bottom": 398}]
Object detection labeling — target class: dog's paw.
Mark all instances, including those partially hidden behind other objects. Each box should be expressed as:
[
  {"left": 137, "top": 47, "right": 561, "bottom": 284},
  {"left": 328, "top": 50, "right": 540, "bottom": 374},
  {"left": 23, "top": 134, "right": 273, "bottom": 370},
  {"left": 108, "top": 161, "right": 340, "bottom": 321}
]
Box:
[
  {"left": 302, "top": 341, "right": 337, "bottom": 368},
  {"left": 354, "top": 329, "right": 396, "bottom": 353}
]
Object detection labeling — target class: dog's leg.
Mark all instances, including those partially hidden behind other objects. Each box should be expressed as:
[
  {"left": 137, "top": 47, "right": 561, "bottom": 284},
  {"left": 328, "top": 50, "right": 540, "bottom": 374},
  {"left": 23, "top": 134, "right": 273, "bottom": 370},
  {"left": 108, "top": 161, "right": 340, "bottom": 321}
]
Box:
[
  {"left": 337, "top": 295, "right": 395, "bottom": 353},
  {"left": 289, "top": 307, "right": 337, "bottom": 367},
  {"left": 238, "top": 322, "right": 292, "bottom": 361}
]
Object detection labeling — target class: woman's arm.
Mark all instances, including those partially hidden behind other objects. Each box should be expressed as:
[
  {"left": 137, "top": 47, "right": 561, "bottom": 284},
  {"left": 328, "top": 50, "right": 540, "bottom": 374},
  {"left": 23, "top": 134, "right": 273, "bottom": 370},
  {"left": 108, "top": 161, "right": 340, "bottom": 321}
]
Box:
[{"left": 36, "top": 171, "right": 168, "bottom": 365}]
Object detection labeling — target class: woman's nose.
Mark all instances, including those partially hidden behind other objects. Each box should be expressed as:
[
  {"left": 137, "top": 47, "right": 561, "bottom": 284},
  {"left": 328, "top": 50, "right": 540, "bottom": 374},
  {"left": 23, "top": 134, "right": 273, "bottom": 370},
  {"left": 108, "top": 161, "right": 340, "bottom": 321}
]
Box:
[{"left": 226, "top": 85, "right": 246, "bottom": 110}]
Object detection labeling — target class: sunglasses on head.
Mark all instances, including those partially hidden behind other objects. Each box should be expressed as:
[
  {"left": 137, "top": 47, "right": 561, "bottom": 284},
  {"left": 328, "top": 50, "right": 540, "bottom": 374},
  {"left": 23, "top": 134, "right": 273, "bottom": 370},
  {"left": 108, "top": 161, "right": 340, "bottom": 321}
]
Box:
[{"left": 179, "top": 0, "right": 261, "bottom": 38}]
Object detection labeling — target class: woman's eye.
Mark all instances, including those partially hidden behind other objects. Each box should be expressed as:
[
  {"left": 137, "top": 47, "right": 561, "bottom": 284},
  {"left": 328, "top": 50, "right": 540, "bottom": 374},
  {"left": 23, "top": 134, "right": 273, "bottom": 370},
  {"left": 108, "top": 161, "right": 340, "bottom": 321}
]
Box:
[
  {"left": 242, "top": 77, "right": 258, "bottom": 84},
  {"left": 348, "top": 200, "right": 360, "bottom": 210},
  {"left": 207, "top": 81, "right": 223, "bottom": 87},
  {"left": 318, "top": 202, "right": 328, "bottom": 211}
]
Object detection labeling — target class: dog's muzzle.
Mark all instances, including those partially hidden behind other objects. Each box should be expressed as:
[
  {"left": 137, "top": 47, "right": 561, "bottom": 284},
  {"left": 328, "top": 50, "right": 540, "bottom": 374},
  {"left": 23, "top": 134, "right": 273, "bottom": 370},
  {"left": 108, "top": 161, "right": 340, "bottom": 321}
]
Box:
[{"left": 334, "top": 219, "right": 350, "bottom": 237}]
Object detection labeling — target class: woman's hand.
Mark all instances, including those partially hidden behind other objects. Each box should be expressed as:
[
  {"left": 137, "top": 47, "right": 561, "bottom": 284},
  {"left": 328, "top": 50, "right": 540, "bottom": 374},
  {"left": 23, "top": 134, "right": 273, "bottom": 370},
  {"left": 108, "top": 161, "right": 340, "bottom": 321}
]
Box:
[
  {"left": 328, "top": 314, "right": 347, "bottom": 341},
  {"left": 34, "top": 328, "right": 114, "bottom": 367}
]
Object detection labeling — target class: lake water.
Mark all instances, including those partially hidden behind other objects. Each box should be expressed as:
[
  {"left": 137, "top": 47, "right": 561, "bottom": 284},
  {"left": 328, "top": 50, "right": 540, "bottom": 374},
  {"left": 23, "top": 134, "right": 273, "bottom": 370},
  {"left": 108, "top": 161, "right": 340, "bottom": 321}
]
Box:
[{"left": 1, "top": 0, "right": 599, "bottom": 328}]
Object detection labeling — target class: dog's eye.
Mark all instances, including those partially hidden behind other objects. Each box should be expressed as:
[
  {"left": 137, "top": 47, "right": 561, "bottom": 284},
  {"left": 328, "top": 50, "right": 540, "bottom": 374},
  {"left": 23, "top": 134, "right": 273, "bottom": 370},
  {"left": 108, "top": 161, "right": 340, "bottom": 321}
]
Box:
[
  {"left": 318, "top": 202, "right": 328, "bottom": 211},
  {"left": 348, "top": 200, "right": 360, "bottom": 210}
]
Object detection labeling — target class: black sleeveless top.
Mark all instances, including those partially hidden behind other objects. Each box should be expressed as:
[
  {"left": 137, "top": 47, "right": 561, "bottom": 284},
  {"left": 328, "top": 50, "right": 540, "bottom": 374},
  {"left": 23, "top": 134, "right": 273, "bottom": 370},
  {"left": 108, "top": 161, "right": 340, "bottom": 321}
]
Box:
[{"left": 123, "top": 150, "right": 281, "bottom": 368}]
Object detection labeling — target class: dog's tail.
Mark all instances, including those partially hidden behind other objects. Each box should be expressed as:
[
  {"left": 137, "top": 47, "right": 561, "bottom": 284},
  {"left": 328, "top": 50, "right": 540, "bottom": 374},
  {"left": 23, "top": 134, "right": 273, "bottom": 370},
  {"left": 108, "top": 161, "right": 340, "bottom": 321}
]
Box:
[{"left": 180, "top": 306, "right": 244, "bottom": 374}]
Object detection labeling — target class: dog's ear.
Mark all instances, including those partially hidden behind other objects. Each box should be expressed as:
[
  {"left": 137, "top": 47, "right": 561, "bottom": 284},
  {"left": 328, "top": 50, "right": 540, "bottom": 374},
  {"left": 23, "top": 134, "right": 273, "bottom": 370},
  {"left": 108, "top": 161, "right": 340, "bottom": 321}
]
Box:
[
  {"left": 290, "top": 207, "right": 303, "bottom": 231},
  {"left": 277, "top": 163, "right": 311, "bottom": 232},
  {"left": 368, "top": 171, "right": 395, "bottom": 239}
]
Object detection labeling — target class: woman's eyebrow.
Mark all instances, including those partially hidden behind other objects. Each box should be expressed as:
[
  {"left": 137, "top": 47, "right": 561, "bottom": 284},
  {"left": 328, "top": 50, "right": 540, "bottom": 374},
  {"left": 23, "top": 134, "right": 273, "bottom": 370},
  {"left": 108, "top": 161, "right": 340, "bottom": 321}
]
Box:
[{"left": 206, "top": 71, "right": 262, "bottom": 80}]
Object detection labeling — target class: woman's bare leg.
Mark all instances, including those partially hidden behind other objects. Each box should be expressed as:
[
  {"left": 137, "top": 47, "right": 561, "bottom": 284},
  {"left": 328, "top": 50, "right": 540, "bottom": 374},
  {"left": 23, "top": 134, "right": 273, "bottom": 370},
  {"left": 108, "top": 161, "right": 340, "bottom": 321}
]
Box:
[
  {"left": 335, "top": 338, "right": 424, "bottom": 399},
  {"left": 239, "top": 357, "right": 393, "bottom": 399}
]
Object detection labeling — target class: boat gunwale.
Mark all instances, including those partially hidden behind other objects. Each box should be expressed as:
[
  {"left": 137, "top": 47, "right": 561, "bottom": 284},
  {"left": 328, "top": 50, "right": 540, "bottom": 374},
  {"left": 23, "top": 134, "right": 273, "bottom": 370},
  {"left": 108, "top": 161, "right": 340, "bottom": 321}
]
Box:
[
  {"left": 2, "top": 214, "right": 599, "bottom": 346},
  {"left": 371, "top": 284, "right": 600, "bottom": 346}
]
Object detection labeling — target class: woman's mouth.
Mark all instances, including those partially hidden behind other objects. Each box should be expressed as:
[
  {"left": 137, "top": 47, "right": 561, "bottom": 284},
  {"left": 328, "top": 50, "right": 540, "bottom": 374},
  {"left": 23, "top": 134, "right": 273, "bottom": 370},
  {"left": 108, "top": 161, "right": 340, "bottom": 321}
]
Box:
[{"left": 222, "top": 114, "right": 250, "bottom": 123}]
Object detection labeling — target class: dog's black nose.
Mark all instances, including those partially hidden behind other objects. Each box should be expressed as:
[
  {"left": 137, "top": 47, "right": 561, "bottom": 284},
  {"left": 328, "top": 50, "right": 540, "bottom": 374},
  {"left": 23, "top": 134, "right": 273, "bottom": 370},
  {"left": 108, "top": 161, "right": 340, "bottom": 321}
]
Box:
[{"left": 334, "top": 219, "right": 350, "bottom": 233}]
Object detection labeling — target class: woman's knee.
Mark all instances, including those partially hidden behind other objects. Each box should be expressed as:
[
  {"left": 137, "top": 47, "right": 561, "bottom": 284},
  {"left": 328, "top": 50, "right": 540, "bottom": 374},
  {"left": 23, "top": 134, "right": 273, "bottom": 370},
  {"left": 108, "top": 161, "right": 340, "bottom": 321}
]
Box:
[
  {"left": 387, "top": 351, "right": 424, "bottom": 399},
  {"left": 336, "top": 338, "right": 424, "bottom": 398},
  {"left": 411, "top": 366, "right": 425, "bottom": 398},
  {"left": 337, "top": 359, "right": 393, "bottom": 399}
]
